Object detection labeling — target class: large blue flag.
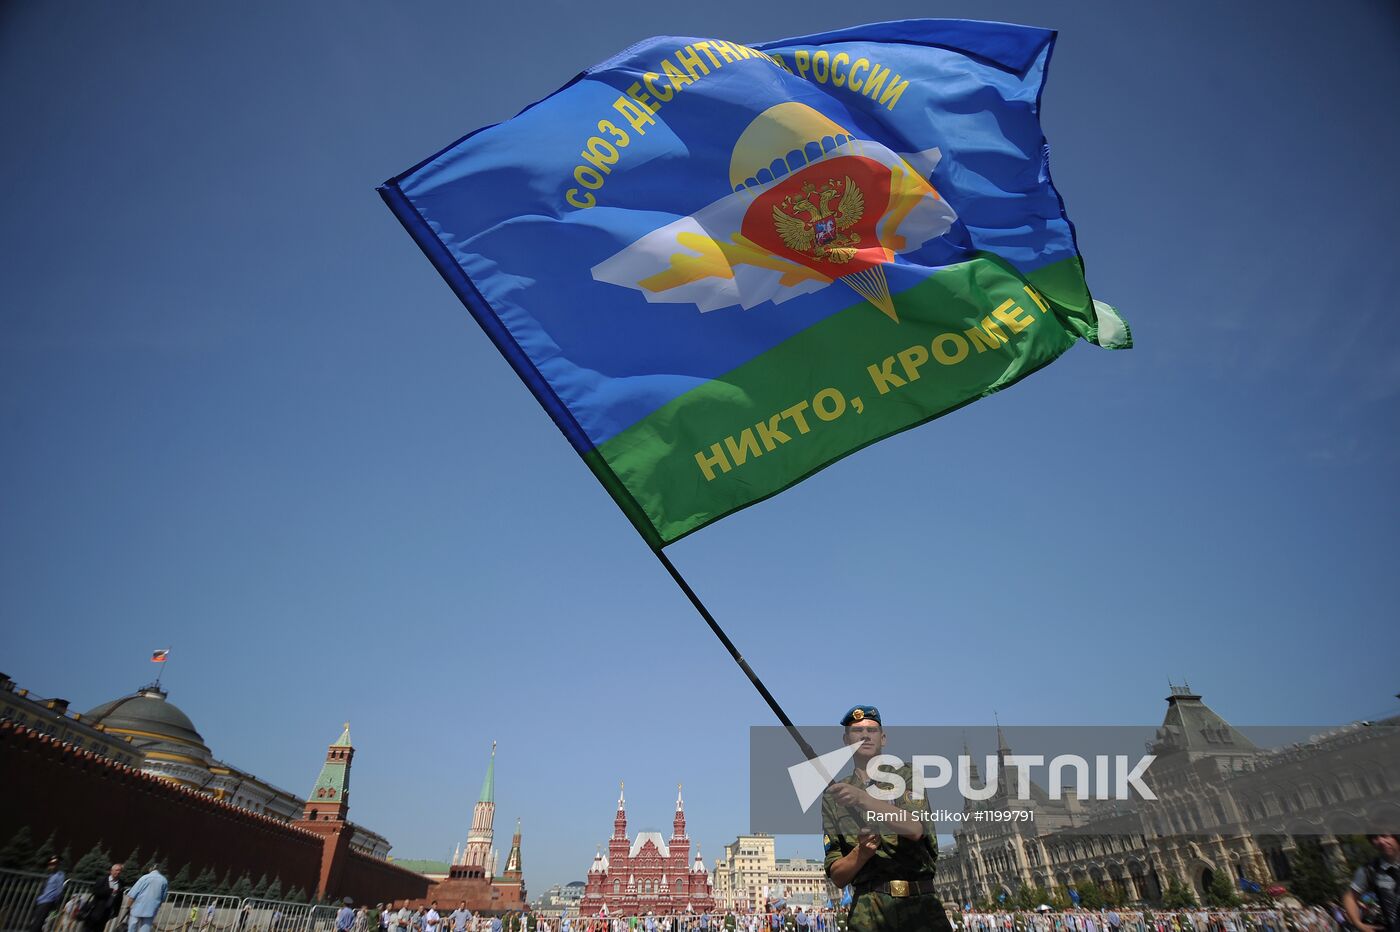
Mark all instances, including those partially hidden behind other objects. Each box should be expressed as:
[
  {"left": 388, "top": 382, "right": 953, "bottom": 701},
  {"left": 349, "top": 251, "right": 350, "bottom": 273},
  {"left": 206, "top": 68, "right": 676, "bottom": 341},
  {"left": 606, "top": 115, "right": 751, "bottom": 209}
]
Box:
[{"left": 381, "top": 20, "right": 1128, "bottom": 546}]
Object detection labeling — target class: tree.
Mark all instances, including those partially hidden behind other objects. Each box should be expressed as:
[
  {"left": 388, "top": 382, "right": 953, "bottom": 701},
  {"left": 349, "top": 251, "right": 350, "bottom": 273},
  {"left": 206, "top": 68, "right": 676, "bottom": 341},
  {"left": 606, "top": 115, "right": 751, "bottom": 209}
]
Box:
[
  {"left": 1342, "top": 835, "right": 1378, "bottom": 874},
  {"left": 171, "top": 864, "right": 194, "bottom": 890},
  {"left": 123, "top": 848, "right": 144, "bottom": 875},
  {"left": 287, "top": 888, "right": 308, "bottom": 905},
  {"left": 251, "top": 874, "right": 270, "bottom": 900},
  {"left": 30, "top": 832, "right": 58, "bottom": 871},
  {"left": 215, "top": 869, "right": 234, "bottom": 896},
  {"left": 1288, "top": 839, "right": 1341, "bottom": 906},
  {"left": 230, "top": 873, "right": 254, "bottom": 901},
  {"left": 265, "top": 877, "right": 284, "bottom": 902},
  {"left": 1077, "top": 882, "right": 1105, "bottom": 910},
  {"left": 0, "top": 827, "right": 36, "bottom": 870},
  {"left": 193, "top": 867, "right": 220, "bottom": 894},
  {"left": 1203, "top": 869, "right": 1241, "bottom": 908},
  {"left": 1161, "top": 880, "right": 1198, "bottom": 909},
  {"left": 72, "top": 843, "right": 113, "bottom": 884},
  {"left": 1099, "top": 882, "right": 1125, "bottom": 908}
]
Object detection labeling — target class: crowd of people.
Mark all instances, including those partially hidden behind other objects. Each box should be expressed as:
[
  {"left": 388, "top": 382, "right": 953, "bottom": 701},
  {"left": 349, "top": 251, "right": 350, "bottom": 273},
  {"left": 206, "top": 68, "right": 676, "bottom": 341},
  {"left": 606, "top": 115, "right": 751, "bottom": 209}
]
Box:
[
  {"left": 373, "top": 900, "right": 500, "bottom": 932},
  {"left": 953, "top": 908, "right": 1338, "bottom": 932},
  {"left": 12, "top": 831, "right": 1396, "bottom": 932},
  {"left": 447, "top": 907, "right": 1376, "bottom": 932},
  {"left": 19, "top": 858, "right": 169, "bottom": 932}
]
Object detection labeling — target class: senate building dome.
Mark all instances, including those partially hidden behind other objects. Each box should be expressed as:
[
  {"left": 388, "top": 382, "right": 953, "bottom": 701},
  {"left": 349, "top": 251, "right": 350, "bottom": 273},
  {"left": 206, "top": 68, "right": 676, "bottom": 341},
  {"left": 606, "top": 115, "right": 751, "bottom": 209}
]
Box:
[
  {"left": 83, "top": 682, "right": 317, "bottom": 824},
  {"left": 85, "top": 684, "right": 216, "bottom": 788}
]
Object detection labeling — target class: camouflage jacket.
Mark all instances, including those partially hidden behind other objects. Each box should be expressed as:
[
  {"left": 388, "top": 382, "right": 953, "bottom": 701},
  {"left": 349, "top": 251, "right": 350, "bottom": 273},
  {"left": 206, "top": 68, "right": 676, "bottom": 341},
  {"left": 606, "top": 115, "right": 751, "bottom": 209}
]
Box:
[{"left": 822, "top": 762, "right": 938, "bottom": 886}]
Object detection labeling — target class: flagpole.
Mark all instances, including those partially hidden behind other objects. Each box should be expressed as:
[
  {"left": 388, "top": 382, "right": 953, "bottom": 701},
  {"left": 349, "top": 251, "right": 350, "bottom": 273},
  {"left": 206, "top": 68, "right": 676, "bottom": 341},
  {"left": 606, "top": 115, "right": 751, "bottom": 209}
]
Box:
[{"left": 651, "top": 547, "right": 818, "bottom": 761}]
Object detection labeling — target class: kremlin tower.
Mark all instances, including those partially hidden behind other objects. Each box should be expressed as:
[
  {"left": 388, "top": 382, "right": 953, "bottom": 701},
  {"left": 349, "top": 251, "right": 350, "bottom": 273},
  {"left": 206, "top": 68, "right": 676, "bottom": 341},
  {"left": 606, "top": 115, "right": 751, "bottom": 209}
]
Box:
[
  {"left": 303, "top": 723, "right": 353, "bottom": 822},
  {"left": 422, "top": 743, "right": 526, "bottom": 913},
  {"left": 293, "top": 724, "right": 358, "bottom": 898},
  {"left": 451, "top": 741, "right": 496, "bottom": 879}
]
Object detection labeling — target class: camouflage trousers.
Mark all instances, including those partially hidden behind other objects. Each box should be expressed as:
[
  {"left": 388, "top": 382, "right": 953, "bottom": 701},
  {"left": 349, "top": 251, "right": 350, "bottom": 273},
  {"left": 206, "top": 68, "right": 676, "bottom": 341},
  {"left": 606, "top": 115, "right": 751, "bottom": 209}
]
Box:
[{"left": 846, "top": 891, "right": 954, "bottom": 932}]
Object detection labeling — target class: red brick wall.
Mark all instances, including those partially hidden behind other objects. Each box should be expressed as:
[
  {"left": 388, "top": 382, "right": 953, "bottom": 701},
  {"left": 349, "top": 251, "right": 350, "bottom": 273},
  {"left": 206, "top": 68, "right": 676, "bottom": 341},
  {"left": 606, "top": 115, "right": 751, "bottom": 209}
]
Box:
[
  {"left": 0, "top": 723, "right": 427, "bottom": 904},
  {"left": 338, "top": 851, "right": 432, "bottom": 905}
]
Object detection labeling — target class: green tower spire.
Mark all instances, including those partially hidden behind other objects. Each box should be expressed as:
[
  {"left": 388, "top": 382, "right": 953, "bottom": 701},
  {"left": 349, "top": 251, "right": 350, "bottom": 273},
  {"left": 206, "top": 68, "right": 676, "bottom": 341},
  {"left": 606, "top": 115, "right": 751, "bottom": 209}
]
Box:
[
  {"left": 332, "top": 722, "right": 352, "bottom": 747},
  {"left": 462, "top": 741, "right": 497, "bottom": 874},
  {"left": 478, "top": 740, "right": 496, "bottom": 804},
  {"left": 304, "top": 722, "right": 353, "bottom": 821}
]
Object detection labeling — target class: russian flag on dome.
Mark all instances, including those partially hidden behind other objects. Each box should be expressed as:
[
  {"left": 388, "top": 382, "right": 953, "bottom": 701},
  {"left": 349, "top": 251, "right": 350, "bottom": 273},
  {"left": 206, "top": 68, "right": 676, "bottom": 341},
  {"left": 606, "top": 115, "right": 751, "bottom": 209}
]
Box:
[
  {"left": 151, "top": 649, "right": 169, "bottom": 663},
  {"left": 380, "top": 19, "right": 1129, "bottom": 547}
]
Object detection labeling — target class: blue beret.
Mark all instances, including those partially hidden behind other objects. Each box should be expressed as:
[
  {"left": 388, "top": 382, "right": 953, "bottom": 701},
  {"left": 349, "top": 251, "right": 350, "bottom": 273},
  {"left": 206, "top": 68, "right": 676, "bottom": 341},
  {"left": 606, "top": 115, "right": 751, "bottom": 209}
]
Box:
[{"left": 841, "top": 705, "right": 881, "bottom": 726}]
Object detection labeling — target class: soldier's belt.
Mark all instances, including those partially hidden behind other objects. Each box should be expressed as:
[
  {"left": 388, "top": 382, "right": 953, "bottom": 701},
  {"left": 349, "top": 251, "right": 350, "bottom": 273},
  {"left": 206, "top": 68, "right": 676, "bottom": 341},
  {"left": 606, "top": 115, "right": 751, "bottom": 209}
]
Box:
[{"left": 852, "top": 877, "right": 938, "bottom": 898}]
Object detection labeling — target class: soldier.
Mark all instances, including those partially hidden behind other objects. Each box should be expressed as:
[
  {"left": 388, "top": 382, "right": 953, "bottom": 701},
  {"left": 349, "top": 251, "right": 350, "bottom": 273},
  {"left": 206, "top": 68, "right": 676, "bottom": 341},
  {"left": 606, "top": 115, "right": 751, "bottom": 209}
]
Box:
[
  {"left": 821, "top": 705, "right": 953, "bottom": 932},
  {"left": 1345, "top": 834, "right": 1400, "bottom": 932}
]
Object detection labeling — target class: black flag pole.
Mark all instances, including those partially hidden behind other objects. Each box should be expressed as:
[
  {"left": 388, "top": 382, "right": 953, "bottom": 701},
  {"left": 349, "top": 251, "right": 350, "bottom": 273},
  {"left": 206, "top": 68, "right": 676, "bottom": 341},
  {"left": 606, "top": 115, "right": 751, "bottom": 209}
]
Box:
[
  {"left": 653, "top": 547, "right": 878, "bottom": 838},
  {"left": 651, "top": 546, "right": 819, "bottom": 762}
]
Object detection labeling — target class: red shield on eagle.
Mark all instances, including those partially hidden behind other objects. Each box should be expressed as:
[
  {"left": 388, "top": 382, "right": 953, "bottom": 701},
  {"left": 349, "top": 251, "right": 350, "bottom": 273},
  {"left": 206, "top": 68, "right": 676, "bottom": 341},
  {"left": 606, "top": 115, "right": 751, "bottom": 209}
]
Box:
[{"left": 741, "top": 155, "right": 894, "bottom": 280}]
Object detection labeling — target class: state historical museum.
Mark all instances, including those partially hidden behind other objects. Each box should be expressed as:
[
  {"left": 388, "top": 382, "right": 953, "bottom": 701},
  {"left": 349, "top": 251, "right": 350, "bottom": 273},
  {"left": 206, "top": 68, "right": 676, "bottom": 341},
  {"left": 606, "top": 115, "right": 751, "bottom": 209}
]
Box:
[{"left": 579, "top": 784, "right": 715, "bottom": 917}]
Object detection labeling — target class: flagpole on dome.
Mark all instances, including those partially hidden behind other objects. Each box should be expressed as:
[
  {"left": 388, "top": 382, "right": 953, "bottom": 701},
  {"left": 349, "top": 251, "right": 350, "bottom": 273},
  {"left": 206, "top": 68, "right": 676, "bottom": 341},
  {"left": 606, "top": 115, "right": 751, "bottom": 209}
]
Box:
[{"left": 151, "top": 647, "right": 170, "bottom": 688}]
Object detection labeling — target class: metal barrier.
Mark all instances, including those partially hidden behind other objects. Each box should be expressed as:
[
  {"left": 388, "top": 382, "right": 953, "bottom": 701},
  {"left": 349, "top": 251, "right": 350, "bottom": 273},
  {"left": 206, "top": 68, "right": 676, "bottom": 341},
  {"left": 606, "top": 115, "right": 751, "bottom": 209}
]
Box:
[
  {"left": 0, "top": 870, "right": 318, "bottom": 932},
  {"left": 0, "top": 870, "right": 49, "bottom": 932},
  {"left": 49, "top": 884, "right": 243, "bottom": 932},
  {"left": 233, "top": 899, "right": 337, "bottom": 932},
  {"left": 235, "top": 899, "right": 310, "bottom": 932},
  {"left": 143, "top": 893, "right": 245, "bottom": 932},
  {"left": 305, "top": 905, "right": 338, "bottom": 932}
]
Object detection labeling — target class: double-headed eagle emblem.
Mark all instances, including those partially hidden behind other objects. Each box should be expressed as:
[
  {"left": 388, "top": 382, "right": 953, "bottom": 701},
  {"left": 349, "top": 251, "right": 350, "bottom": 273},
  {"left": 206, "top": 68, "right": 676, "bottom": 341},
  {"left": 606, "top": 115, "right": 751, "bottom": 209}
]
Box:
[{"left": 772, "top": 176, "right": 865, "bottom": 263}]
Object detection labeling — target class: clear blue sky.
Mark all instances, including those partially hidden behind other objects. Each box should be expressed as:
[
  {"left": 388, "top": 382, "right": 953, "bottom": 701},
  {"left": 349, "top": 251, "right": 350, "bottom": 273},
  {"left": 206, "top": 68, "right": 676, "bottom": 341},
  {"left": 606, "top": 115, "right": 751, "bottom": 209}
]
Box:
[{"left": 3, "top": 0, "right": 1398, "bottom": 896}]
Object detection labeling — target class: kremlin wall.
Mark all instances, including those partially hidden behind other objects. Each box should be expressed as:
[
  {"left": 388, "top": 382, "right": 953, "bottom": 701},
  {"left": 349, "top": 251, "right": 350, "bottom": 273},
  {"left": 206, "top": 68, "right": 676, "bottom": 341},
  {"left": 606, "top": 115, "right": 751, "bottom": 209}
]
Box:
[
  {"left": 0, "top": 717, "right": 428, "bottom": 902},
  {"left": 0, "top": 673, "right": 524, "bottom": 908}
]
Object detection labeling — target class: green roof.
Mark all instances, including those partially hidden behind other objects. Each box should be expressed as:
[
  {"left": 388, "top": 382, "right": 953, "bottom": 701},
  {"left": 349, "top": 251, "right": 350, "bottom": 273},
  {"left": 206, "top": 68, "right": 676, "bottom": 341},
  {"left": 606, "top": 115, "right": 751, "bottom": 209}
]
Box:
[{"left": 391, "top": 859, "right": 450, "bottom": 874}]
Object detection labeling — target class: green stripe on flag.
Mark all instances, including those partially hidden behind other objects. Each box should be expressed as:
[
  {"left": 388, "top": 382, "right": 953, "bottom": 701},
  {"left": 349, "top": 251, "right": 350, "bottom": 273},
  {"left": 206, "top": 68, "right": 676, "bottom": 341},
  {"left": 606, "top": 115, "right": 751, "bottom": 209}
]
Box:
[{"left": 587, "top": 254, "right": 1100, "bottom": 545}]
